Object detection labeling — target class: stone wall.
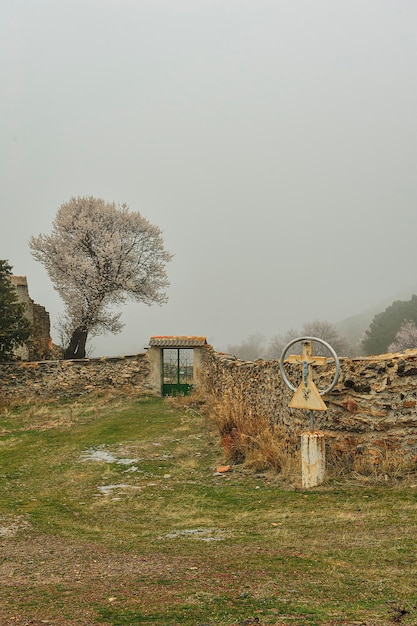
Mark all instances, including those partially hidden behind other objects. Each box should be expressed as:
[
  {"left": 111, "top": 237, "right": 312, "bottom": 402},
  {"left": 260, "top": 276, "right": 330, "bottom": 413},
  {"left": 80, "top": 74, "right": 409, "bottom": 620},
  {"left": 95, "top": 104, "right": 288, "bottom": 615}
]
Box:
[
  {"left": 201, "top": 346, "right": 417, "bottom": 458},
  {"left": 0, "top": 354, "right": 151, "bottom": 401},
  {"left": 2, "top": 343, "right": 417, "bottom": 458}
]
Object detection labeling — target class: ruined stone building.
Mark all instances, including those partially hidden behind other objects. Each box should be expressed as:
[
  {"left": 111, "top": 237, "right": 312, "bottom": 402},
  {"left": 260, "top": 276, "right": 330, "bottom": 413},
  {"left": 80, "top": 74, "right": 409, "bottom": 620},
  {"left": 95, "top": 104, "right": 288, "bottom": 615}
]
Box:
[{"left": 10, "top": 276, "right": 52, "bottom": 360}]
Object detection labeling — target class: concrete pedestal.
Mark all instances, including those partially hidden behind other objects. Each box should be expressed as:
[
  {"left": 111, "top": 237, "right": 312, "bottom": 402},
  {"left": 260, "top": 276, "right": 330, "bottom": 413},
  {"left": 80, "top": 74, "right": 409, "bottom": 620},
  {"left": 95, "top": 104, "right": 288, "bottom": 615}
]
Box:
[{"left": 301, "top": 432, "right": 326, "bottom": 489}]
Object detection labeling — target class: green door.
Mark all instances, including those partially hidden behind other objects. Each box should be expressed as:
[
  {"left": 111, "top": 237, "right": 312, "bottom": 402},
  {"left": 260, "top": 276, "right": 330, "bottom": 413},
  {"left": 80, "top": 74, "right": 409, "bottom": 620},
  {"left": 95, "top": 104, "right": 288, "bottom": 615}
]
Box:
[{"left": 162, "top": 348, "right": 194, "bottom": 396}]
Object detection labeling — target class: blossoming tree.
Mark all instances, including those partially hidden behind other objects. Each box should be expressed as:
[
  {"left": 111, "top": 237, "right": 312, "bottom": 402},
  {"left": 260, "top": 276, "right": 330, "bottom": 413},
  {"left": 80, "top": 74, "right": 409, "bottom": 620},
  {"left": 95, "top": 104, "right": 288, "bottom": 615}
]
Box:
[
  {"left": 30, "top": 196, "right": 172, "bottom": 359},
  {"left": 388, "top": 320, "right": 417, "bottom": 352}
]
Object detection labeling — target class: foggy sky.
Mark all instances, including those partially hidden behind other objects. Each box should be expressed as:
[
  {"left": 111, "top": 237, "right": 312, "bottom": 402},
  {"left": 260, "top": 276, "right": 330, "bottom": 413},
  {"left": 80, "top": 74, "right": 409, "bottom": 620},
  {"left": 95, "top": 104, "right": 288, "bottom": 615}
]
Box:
[{"left": 1, "top": 0, "right": 416, "bottom": 356}]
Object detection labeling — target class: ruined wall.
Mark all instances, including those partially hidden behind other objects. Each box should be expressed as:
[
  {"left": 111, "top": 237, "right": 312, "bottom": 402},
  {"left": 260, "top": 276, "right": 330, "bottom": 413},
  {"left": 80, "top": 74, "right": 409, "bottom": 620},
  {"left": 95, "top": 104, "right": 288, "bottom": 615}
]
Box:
[
  {"left": 201, "top": 347, "right": 417, "bottom": 457},
  {"left": 10, "top": 276, "right": 52, "bottom": 361},
  {"left": 0, "top": 354, "right": 151, "bottom": 401}
]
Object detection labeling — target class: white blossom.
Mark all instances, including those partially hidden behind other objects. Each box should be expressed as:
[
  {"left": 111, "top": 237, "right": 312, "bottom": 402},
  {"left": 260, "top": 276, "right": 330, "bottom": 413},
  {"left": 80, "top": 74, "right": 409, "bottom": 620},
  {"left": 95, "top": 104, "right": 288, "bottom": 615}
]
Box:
[{"left": 388, "top": 320, "right": 417, "bottom": 353}]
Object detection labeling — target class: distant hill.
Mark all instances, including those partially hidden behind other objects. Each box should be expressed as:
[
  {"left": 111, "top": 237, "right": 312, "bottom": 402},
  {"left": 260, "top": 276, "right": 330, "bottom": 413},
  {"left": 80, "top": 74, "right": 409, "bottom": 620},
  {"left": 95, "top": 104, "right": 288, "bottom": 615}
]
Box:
[
  {"left": 335, "top": 287, "right": 417, "bottom": 348},
  {"left": 335, "top": 308, "right": 378, "bottom": 346}
]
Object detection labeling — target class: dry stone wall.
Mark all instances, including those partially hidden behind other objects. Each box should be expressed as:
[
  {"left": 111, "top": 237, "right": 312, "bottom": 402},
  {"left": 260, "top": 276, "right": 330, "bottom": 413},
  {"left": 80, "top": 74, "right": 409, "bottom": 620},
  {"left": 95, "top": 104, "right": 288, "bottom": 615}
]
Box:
[
  {"left": 201, "top": 346, "right": 417, "bottom": 458},
  {"left": 0, "top": 354, "right": 150, "bottom": 401}
]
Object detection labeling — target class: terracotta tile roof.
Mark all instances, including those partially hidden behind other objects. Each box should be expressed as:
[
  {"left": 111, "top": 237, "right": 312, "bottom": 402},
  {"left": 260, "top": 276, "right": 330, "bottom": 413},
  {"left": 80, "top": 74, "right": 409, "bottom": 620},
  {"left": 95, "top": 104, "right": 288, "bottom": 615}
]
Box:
[{"left": 149, "top": 336, "right": 207, "bottom": 347}]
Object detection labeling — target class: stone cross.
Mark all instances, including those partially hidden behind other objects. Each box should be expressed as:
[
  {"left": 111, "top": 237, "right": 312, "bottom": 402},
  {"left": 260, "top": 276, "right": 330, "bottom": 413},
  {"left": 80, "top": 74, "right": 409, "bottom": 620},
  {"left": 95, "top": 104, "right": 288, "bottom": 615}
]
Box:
[{"left": 286, "top": 340, "right": 328, "bottom": 412}]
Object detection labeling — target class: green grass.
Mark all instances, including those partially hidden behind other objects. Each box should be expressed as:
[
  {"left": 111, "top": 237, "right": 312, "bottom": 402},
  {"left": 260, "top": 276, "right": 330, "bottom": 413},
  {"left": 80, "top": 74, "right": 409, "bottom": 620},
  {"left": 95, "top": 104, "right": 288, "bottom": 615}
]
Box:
[{"left": 1, "top": 392, "right": 417, "bottom": 625}]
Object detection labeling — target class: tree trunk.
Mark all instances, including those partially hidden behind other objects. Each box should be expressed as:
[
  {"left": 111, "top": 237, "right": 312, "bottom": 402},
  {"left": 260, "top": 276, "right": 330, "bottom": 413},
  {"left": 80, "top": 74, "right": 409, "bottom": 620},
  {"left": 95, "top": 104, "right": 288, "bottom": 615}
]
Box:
[{"left": 64, "top": 328, "right": 88, "bottom": 359}]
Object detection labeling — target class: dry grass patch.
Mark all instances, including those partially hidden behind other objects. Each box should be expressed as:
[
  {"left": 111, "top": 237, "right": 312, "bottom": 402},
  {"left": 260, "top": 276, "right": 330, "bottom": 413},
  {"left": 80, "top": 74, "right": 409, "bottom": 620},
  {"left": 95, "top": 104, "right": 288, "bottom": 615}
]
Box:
[
  {"left": 189, "top": 389, "right": 417, "bottom": 487},
  {"left": 198, "top": 389, "right": 300, "bottom": 475},
  {"left": 326, "top": 437, "right": 417, "bottom": 484}
]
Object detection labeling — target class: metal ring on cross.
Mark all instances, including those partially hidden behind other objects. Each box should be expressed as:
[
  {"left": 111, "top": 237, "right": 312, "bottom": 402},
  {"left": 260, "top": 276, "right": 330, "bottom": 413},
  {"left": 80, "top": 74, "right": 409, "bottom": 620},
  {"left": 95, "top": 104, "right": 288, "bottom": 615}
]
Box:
[{"left": 279, "top": 336, "right": 340, "bottom": 395}]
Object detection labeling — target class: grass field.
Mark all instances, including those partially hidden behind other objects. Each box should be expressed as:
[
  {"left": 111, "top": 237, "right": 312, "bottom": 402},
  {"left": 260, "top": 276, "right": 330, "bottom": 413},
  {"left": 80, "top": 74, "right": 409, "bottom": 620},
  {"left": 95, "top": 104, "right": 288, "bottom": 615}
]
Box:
[{"left": 0, "top": 392, "right": 416, "bottom": 626}]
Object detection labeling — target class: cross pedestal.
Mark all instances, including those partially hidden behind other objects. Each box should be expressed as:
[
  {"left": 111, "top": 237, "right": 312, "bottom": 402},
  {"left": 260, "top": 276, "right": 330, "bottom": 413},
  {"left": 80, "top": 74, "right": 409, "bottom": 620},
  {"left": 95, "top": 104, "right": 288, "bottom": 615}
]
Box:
[{"left": 301, "top": 431, "right": 326, "bottom": 489}]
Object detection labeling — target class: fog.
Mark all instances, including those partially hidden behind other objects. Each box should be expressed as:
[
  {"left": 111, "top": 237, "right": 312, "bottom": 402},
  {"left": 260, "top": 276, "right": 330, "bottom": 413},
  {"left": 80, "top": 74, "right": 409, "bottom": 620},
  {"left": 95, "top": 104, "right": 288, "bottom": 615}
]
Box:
[{"left": 1, "top": 0, "right": 416, "bottom": 356}]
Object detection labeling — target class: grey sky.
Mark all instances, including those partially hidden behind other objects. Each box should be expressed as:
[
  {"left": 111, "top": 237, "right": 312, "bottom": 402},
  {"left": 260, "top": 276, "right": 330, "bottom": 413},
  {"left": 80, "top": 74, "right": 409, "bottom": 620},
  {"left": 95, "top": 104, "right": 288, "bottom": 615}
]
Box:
[{"left": 1, "top": 0, "right": 416, "bottom": 355}]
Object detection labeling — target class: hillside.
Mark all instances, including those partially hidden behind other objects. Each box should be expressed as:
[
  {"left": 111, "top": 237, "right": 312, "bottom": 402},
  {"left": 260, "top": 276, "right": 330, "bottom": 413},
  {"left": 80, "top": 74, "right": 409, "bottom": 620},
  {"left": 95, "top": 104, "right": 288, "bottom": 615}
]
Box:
[{"left": 335, "top": 287, "right": 417, "bottom": 348}]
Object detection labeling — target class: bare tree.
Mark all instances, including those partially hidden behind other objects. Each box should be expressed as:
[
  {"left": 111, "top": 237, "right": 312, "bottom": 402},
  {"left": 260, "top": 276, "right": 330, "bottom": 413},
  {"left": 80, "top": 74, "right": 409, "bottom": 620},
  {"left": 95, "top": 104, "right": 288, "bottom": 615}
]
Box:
[
  {"left": 301, "top": 320, "right": 350, "bottom": 356},
  {"left": 30, "top": 196, "right": 172, "bottom": 359},
  {"left": 264, "top": 328, "right": 300, "bottom": 360},
  {"left": 227, "top": 333, "right": 266, "bottom": 360},
  {"left": 265, "top": 320, "right": 351, "bottom": 359}
]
